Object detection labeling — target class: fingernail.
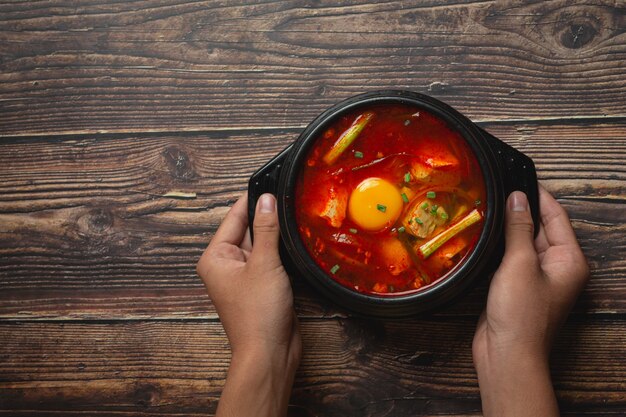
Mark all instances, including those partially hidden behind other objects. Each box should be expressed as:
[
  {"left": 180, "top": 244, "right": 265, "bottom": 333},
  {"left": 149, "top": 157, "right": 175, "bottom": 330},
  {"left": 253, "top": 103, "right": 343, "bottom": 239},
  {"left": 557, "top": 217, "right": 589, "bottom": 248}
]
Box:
[
  {"left": 509, "top": 191, "right": 528, "bottom": 212},
  {"left": 258, "top": 193, "right": 276, "bottom": 213}
]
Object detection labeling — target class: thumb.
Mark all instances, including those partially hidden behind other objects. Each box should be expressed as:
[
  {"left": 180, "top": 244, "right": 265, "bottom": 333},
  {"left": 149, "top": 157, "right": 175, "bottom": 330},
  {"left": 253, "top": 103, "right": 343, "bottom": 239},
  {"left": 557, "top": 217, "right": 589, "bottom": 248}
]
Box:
[
  {"left": 503, "top": 191, "right": 537, "bottom": 263},
  {"left": 250, "top": 193, "right": 283, "bottom": 270}
]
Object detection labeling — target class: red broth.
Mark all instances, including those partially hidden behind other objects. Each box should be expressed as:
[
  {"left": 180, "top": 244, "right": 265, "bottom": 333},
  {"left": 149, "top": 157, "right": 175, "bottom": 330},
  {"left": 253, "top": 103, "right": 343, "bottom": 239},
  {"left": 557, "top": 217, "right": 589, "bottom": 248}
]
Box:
[{"left": 294, "top": 103, "right": 486, "bottom": 295}]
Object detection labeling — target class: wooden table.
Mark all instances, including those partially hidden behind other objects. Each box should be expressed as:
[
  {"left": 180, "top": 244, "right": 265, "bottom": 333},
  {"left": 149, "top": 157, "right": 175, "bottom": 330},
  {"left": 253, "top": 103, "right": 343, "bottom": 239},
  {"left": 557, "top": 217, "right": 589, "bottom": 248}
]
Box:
[{"left": 1, "top": 1, "right": 624, "bottom": 416}]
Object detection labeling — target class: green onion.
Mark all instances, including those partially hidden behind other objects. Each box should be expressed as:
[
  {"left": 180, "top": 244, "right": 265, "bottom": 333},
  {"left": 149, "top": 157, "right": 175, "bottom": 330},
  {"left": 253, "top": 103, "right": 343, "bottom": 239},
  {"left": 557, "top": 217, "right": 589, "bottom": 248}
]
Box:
[
  {"left": 415, "top": 218, "right": 423, "bottom": 225},
  {"left": 421, "top": 202, "right": 429, "bottom": 210},
  {"left": 322, "top": 112, "right": 375, "bottom": 165},
  {"left": 330, "top": 264, "right": 340, "bottom": 274},
  {"left": 441, "top": 212, "right": 449, "bottom": 220},
  {"left": 354, "top": 151, "right": 364, "bottom": 159},
  {"left": 349, "top": 228, "right": 358, "bottom": 234},
  {"left": 431, "top": 204, "right": 439, "bottom": 214},
  {"left": 398, "top": 226, "right": 406, "bottom": 233},
  {"left": 426, "top": 191, "right": 436, "bottom": 199},
  {"left": 419, "top": 209, "right": 482, "bottom": 258},
  {"left": 475, "top": 199, "right": 482, "bottom": 206},
  {"left": 404, "top": 172, "right": 411, "bottom": 183},
  {"left": 401, "top": 193, "right": 409, "bottom": 203},
  {"left": 377, "top": 204, "right": 387, "bottom": 212}
]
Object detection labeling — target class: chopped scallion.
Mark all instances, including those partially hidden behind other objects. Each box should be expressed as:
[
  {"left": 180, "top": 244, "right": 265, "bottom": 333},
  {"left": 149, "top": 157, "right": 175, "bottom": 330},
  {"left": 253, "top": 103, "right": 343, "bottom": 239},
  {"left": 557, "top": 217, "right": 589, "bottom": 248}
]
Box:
[
  {"left": 398, "top": 226, "right": 406, "bottom": 233},
  {"left": 431, "top": 204, "right": 439, "bottom": 214},
  {"left": 401, "top": 193, "right": 409, "bottom": 203},
  {"left": 441, "top": 212, "right": 449, "bottom": 220},
  {"left": 322, "top": 112, "right": 375, "bottom": 165},
  {"left": 377, "top": 204, "right": 387, "bottom": 212},
  {"left": 415, "top": 218, "right": 423, "bottom": 225},
  {"left": 349, "top": 228, "right": 358, "bottom": 234},
  {"left": 404, "top": 172, "right": 411, "bottom": 183},
  {"left": 475, "top": 199, "right": 482, "bottom": 206},
  {"left": 419, "top": 209, "right": 483, "bottom": 258},
  {"left": 354, "top": 151, "right": 364, "bottom": 159},
  {"left": 421, "top": 202, "right": 429, "bottom": 210},
  {"left": 330, "top": 264, "right": 340, "bottom": 274},
  {"left": 426, "top": 191, "right": 436, "bottom": 199}
]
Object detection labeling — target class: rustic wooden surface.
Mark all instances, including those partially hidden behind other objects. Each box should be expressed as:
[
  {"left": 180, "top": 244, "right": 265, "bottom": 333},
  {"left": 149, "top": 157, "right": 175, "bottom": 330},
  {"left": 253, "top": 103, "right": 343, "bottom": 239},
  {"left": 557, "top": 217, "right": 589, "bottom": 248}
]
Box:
[{"left": 1, "top": 1, "right": 624, "bottom": 416}]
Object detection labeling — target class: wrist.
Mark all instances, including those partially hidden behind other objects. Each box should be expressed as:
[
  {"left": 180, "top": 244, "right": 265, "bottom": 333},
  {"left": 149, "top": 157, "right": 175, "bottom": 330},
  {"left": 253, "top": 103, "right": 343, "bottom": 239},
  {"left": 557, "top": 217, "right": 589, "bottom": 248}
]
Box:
[
  {"left": 474, "top": 346, "right": 558, "bottom": 417},
  {"left": 231, "top": 342, "right": 300, "bottom": 378},
  {"left": 217, "top": 346, "right": 299, "bottom": 417}
]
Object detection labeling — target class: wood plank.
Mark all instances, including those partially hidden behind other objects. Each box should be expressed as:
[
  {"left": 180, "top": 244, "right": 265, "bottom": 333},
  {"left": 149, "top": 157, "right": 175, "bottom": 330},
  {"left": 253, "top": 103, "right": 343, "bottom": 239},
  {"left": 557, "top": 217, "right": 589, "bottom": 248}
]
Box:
[
  {"left": 1, "top": 1, "right": 625, "bottom": 136},
  {"left": 0, "top": 318, "right": 624, "bottom": 416},
  {"left": 0, "top": 121, "right": 624, "bottom": 319}
]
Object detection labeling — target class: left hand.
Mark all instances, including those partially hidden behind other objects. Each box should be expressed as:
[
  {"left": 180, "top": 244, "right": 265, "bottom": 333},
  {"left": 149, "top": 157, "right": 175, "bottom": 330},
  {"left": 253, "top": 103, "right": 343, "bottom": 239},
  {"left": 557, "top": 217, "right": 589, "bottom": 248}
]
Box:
[{"left": 196, "top": 192, "right": 301, "bottom": 365}]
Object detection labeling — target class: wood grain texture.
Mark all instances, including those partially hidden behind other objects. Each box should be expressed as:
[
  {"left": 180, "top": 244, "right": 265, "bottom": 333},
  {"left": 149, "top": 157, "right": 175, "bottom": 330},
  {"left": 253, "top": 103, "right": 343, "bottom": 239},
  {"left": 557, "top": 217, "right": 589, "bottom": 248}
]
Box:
[
  {"left": 1, "top": 0, "right": 625, "bottom": 136},
  {"left": 0, "top": 123, "right": 626, "bottom": 319},
  {"left": 1, "top": 1, "right": 625, "bottom": 416},
  {"left": 1, "top": 318, "right": 624, "bottom": 416},
  {"left": 0, "top": 121, "right": 624, "bottom": 320}
]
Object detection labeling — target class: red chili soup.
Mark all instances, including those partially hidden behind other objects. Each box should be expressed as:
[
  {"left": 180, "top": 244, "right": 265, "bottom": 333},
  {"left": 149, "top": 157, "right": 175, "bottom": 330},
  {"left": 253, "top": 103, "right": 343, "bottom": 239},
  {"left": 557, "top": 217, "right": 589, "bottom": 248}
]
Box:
[{"left": 294, "top": 103, "right": 486, "bottom": 295}]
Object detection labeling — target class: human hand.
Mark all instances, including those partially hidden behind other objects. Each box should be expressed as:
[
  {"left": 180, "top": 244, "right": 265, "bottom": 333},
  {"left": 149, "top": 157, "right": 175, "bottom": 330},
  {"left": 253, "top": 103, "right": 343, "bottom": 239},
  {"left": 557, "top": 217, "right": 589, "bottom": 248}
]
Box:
[
  {"left": 473, "top": 185, "right": 589, "bottom": 416},
  {"left": 196, "top": 193, "right": 301, "bottom": 417}
]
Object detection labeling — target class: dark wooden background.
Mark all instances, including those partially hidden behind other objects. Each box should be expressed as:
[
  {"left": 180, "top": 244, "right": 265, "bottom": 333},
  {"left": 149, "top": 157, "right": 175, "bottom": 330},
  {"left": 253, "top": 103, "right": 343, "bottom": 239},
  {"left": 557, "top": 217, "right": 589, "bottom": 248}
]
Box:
[{"left": 1, "top": 1, "right": 625, "bottom": 416}]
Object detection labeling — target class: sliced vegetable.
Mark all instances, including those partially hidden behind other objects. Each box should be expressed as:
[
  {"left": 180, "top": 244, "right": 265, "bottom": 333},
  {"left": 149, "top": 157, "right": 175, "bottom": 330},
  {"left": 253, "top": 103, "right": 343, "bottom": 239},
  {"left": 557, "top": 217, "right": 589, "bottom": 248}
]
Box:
[
  {"left": 323, "top": 112, "right": 375, "bottom": 164},
  {"left": 418, "top": 209, "right": 482, "bottom": 258},
  {"left": 380, "top": 238, "right": 411, "bottom": 276},
  {"left": 398, "top": 226, "right": 406, "bottom": 233},
  {"left": 330, "top": 264, "right": 340, "bottom": 274},
  {"left": 404, "top": 172, "right": 411, "bottom": 183},
  {"left": 401, "top": 192, "right": 409, "bottom": 203},
  {"left": 426, "top": 191, "right": 436, "bottom": 199},
  {"left": 349, "top": 228, "right": 358, "bottom": 234},
  {"left": 410, "top": 159, "right": 461, "bottom": 186},
  {"left": 377, "top": 204, "right": 386, "bottom": 212},
  {"left": 400, "top": 186, "right": 415, "bottom": 201},
  {"left": 319, "top": 186, "right": 348, "bottom": 228},
  {"left": 354, "top": 151, "right": 364, "bottom": 159}
]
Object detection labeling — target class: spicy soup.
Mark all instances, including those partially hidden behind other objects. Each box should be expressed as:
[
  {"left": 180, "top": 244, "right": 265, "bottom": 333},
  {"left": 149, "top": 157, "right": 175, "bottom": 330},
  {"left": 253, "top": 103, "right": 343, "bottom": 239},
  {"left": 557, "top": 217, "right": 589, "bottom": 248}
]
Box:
[{"left": 294, "top": 103, "right": 486, "bottom": 295}]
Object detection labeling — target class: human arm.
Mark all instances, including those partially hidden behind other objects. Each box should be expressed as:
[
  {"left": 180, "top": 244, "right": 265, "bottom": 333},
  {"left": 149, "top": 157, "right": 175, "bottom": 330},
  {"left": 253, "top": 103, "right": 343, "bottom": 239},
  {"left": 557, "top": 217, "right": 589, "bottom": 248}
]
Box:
[
  {"left": 196, "top": 193, "right": 302, "bottom": 417},
  {"left": 472, "top": 185, "right": 589, "bottom": 416}
]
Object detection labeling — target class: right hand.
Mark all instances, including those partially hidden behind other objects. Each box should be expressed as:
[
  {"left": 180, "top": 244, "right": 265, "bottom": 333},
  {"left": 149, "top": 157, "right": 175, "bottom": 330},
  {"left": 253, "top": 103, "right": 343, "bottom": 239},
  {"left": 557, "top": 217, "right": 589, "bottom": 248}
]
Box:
[{"left": 473, "top": 184, "right": 589, "bottom": 416}]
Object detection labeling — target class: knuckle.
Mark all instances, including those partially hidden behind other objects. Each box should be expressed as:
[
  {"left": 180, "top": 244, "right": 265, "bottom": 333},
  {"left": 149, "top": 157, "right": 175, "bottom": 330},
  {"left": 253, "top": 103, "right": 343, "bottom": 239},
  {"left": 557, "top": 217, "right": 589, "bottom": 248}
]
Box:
[
  {"left": 253, "top": 215, "right": 280, "bottom": 234},
  {"left": 503, "top": 249, "right": 539, "bottom": 270},
  {"left": 508, "top": 218, "right": 535, "bottom": 235}
]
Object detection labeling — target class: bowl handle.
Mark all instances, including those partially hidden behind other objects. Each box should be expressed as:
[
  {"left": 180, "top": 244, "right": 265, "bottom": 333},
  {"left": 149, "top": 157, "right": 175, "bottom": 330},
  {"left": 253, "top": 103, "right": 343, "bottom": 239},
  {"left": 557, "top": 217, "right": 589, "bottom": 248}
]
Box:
[
  {"left": 247, "top": 144, "right": 293, "bottom": 241},
  {"left": 478, "top": 127, "right": 540, "bottom": 236}
]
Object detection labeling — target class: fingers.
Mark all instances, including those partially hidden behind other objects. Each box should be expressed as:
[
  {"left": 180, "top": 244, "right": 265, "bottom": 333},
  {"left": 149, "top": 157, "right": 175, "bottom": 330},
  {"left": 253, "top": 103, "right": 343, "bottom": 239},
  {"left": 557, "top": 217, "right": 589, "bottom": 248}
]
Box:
[
  {"left": 503, "top": 191, "right": 537, "bottom": 262},
  {"left": 537, "top": 185, "right": 578, "bottom": 247},
  {"left": 249, "top": 193, "right": 283, "bottom": 271},
  {"left": 209, "top": 193, "right": 249, "bottom": 249}
]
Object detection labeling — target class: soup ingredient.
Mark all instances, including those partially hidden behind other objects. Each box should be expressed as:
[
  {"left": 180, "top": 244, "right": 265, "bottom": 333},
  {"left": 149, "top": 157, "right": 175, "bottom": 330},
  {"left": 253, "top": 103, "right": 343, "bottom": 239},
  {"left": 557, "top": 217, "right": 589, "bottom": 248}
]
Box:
[
  {"left": 402, "top": 198, "right": 448, "bottom": 238},
  {"left": 323, "top": 111, "right": 375, "bottom": 165},
  {"left": 319, "top": 186, "right": 348, "bottom": 228},
  {"left": 419, "top": 209, "right": 482, "bottom": 258},
  {"left": 348, "top": 177, "right": 403, "bottom": 232},
  {"left": 380, "top": 238, "right": 411, "bottom": 276}
]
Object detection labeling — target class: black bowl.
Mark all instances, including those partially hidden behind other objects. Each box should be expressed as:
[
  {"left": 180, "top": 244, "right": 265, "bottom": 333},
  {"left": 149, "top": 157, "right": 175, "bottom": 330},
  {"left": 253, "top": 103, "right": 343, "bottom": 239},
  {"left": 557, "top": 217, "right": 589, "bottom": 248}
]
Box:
[{"left": 248, "top": 90, "right": 538, "bottom": 317}]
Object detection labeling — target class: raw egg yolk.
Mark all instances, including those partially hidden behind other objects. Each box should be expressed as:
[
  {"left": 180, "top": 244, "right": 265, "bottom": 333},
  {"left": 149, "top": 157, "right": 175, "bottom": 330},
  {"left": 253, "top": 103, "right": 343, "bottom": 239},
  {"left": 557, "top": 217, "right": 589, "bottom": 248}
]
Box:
[{"left": 348, "top": 177, "right": 403, "bottom": 232}]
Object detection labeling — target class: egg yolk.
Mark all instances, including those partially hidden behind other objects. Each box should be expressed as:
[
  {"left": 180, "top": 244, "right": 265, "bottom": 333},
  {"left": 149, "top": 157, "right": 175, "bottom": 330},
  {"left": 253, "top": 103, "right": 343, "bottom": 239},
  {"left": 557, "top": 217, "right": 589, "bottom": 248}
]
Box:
[{"left": 348, "top": 177, "right": 403, "bottom": 232}]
